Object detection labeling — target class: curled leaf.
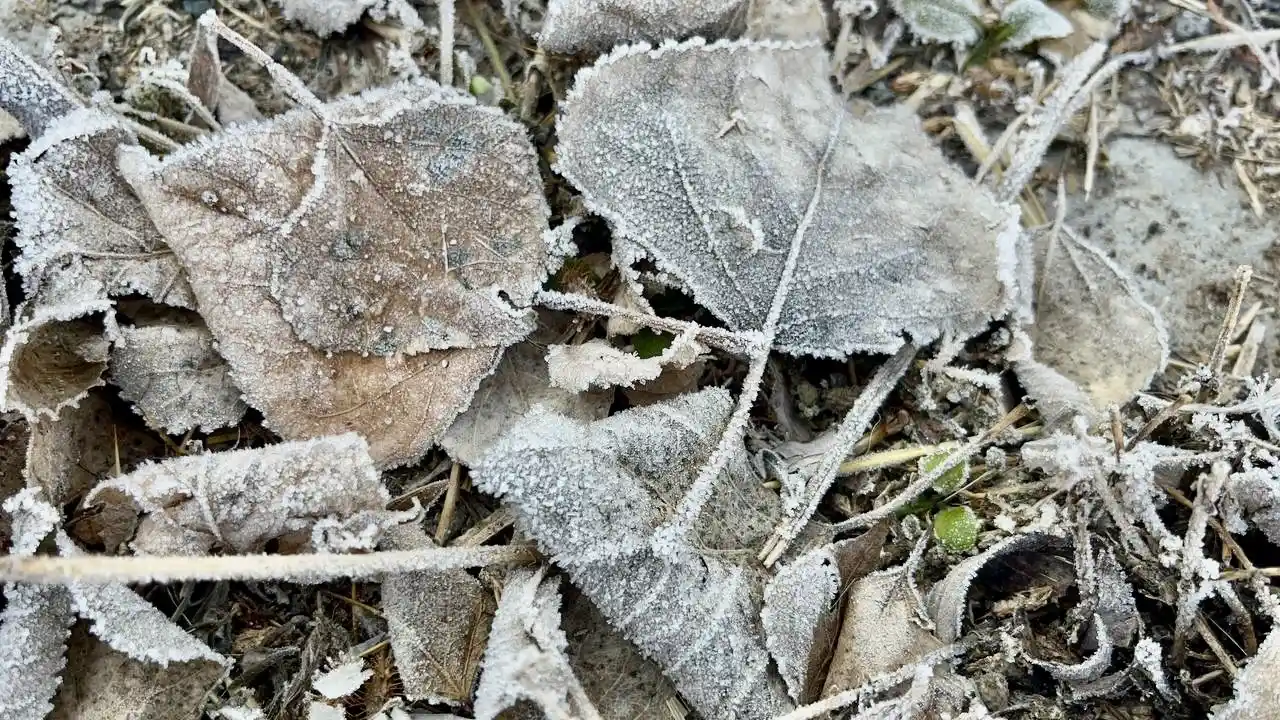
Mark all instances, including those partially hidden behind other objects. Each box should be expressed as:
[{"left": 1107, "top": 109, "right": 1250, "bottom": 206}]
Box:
[
  {"left": 546, "top": 329, "right": 705, "bottom": 393},
  {"left": 87, "top": 434, "right": 402, "bottom": 555},
  {"left": 1001, "top": 0, "right": 1073, "bottom": 48},
  {"left": 556, "top": 39, "right": 1017, "bottom": 359},
  {"left": 929, "top": 533, "right": 1056, "bottom": 643},
  {"left": 109, "top": 321, "right": 247, "bottom": 434}
]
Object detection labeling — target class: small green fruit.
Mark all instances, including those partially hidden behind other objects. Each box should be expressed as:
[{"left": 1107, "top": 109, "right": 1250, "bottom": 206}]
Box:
[
  {"left": 921, "top": 451, "right": 969, "bottom": 493},
  {"left": 934, "top": 505, "right": 980, "bottom": 553},
  {"left": 469, "top": 75, "right": 493, "bottom": 97}
]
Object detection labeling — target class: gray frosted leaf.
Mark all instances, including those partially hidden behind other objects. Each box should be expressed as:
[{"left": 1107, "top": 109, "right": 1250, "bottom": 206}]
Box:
[
  {"left": 67, "top": 581, "right": 226, "bottom": 667},
  {"left": 556, "top": 39, "right": 1017, "bottom": 359},
  {"left": 1001, "top": 0, "right": 1072, "bottom": 48},
  {"left": 545, "top": 331, "right": 705, "bottom": 393},
  {"left": 109, "top": 321, "right": 247, "bottom": 435},
  {"left": 891, "top": 0, "right": 982, "bottom": 44},
  {"left": 87, "top": 434, "right": 399, "bottom": 555},
  {"left": 1017, "top": 227, "right": 1168, "bottom": 421},
  {"left": 0, "top": 583, "right": 74, "bottom": 720},
  {"left": 473, "top": 388, "right": 790, "bottom": 719},
  {"left": 1212, "top": 626, "right": 1280, "bottom": 719},
  {"left": 441, "top": 334, "right": 611, "bottom": 467},
  {"left": 762, "top": 524, "right": 887, "bottom": 703},
  {"left": 121, "top": 81, "right": 549, "bottom": 467},
  {"left": 539, "top": 0, "right": 747, "bottom": 53},
  {"left": 9, "top": 107, "right": 194, "bottom": 308},
  {"left": 52, "top": 624, "right": 225, "bottom": 720},
  {"left": 382, "top": 526, "right": 494, "bottom": 706},
  {"left": 929, "top": 533, "right": 1056, "bottom": 643},
  {"left": 473, "top": 568, "right": 599, "bottom": 720},
  {"left": 270, "top": 0, "right": 425, "bottom": 36}
]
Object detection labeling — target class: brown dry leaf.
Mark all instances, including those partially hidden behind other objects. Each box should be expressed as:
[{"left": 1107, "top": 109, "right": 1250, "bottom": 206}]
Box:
[
  {"left": 762, "top": 523, "right": 889, "bottom": 704},
  {"left": 120, "top": 81, "right": 551, "bottom": 467},
  {"left": 0, "top": 416, "right": 30, "bottom": 553},
  {"left": 561, "top": 590, "right": 683, "bottom": 719},
  {"left": 822, "top": 566, "right": 943, "bottom": 696},
  {"left": 109, "top": 321, "right": 247, "bottom": 435},
  {"left": 186, "top": 21, "right": 260, "bottom": 127},
  {"left": 381, "top": 525, "right": 495, "bottom": 706},
  {"left": 87, "top": 433, "right": 406, "bottom": 555},
  {"left": 0, "top": 278, "right": 115, "bottom": 421},
  {"left": 1015, "top": 227, "right": 1167, "bottom": 421},
  {"left": 51, "top": 623, "right": 225, "bottom": 720}
]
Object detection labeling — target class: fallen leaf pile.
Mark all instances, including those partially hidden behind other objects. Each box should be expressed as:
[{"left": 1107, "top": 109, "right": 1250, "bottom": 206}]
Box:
[{"left": 0, "top": 3, "right": 1277, "bottom": 720}]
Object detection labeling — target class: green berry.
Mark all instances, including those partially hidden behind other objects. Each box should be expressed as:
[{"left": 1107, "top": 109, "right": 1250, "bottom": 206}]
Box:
[{"left": 934, "top": 506, "right": 980, "bottom": 552}]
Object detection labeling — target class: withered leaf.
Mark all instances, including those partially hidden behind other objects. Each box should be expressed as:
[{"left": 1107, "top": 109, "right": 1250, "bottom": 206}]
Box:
[
  {"left": 121, "top": 81, "right": 551, "bottom": 467},
  {"left": 52, "top": 624, "right": 225, "bottom": 720},
  {"left": 556, "top": 39, "right": 1018, "bottom": 359},
  {"left": 474, "top": 388, "right": 790, "bottom": 719},
  {"left": 473, "top": 568, "right": 600, "bottom": 720},
  {"left": 539, "top": 0, "right": 747, "bottom": 53},
  {"left": 109, "top": 321, "right": 247, "bottom": 434},
  {"left": 9, "top": 107, "right": 194, "bottom": 308},
  {"left": 1211, "top": 627, "right": 1280, "bottom": 719},
  {"left": 87, "top": 434, "right": 405, "bottom": 555},
  {"left": 546, "top": 330, "right": 705, "bottom": 393},
  {"left": 762, "top": 524, "right": 888, "bottom": 704},
  {"left": 929, "top": 533, "right": 1056, "bottom": 644},
  {"left": 381, "top": 525, "right": 494, "bottom": 705},
  {"left": 1015, "top": 227, "right": 1168, "bottom": 421}
]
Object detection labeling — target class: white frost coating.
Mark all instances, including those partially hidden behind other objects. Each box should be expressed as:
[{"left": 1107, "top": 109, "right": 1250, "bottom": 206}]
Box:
[
  {"left": 313, "top": 659, "right": 372, "bottom": 699},
  {"left": 270, "top": 0, "right": 425, "bottom": 36},
  {"left": 3, "top": 488, "right": 60, "bottom": 557},
  {"left": 539, "top": 0, "right": 746, "bottom": 53},
  {"left": 474, "top": 568, "right": 602, "bottom": 720},
  {"left": 762, "top": 546, "right": 839, "bottom": 703},
  {"left": 110, "top": 321, "right": 247, "bottom": 434},
  {"left": 929, "top": 533, "right": 1056, "bottom": 643},
  {"left": 891, "top": 0, "right": 982, "bottom": 44},
  {"left": 557, "top": 38, "right": 1017, "bottom": 360},
  {"left": 87, "top": 434, "right": 401, "bottom": 555},
  {"left": 1001, "top": 0, "right": 1073, "bottom": 48},
  {"left": 546, "top": 328, "right": 706, "bottom": 393},
  {"left": 473, "top": 388, "right": 791, "bottom": 719}
]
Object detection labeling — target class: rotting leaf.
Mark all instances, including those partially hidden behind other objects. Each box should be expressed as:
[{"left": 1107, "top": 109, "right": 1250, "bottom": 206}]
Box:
[
  {"left": 474, "top": 388, "right": 790, "bottom": 719},
  {"left": 1014, "top": 227, "right": 1168, "bottom": 422},
  {"left": 538, "top": 0, "right": 748, "bottom": 54},
  {"left": 762, "top": 523, "right": 889, "bottom": 704},
  {"left": 87, "top": 434, "right": 407, "bottom": 555},
  {"left": 381, "top": 525, "right": 494, "bottom": 706},
  {"left": 556, "top": 39, "right": 1018, "bottom": 359},
  {"left": 121, "top": 77, "right": 552, "bottom": 467},
  {"left": 822, "top": 565, "right": 943, "bottom": 697},
  {"left": 109, "top": 321, "right": 247, "bottom": 435},
  {"left": 52, "top": 623, "right": 225, "bottom": 720},
  {"left": 473, "top": 568, "right": 601, "bottom": 720}
]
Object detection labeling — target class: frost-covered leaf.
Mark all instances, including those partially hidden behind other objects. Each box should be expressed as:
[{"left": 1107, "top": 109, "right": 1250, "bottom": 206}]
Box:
[
  {"left": 0, "top": 279, "right": 115, "bottom": 420},
  {"left": 1001, "top": 0, "right": 1073, "bottom": 48},
  {"left": 891, "top": 0, "right": 982, "bottom": 44},
  {"left": 561, "top": 590, "right": 683, "bottom": 718},
  {"left": 52, "top": 624, "right": 224, "bottom": 720},
  {"left": 762, "top": 524, "right": 888, "bottom": 703},
  {"left": 546, "top": 330, "right": 705, "bottom": 393},
  {"left": 556, "top": 39, "right": 1016, "bottom": 359},
  {"left": 474, "top": 388, "right": 789, "bottom": 719},
  {"left": 122, "top": 80, "right": 551, "bottom": 467},
  {"left": 0, "top": 488, "right": 74, "bottom": 720},
  {"left": 270, "top": 0, "right": 425, "bottom": 36},
  {"left": 1212, "top": 626, "right": 1280, "bottom": 719},
  {"left": 87, "top": 434, "right": 403, "bottom": 555},
  {"left": 312, "top": 660, "right": 372, "bottom": 700},
  {"left": 539, "top": 0, "right": 747, "bottom": 53},
  {"left": 441, "top": 321, "right": 611, "bottom": 466},
  {"left": 382, "top": 525, "right": 494, "bottom": 705},
  {"left": 823, "top": 566, "right": 943, "bottom": 696},
  {"left": 1015, "top": 228, "right": 1168, "bottom": 422},
  {"left": 9, "top": 107, "right": 194, "bottom": 308},
  {"left": 67, "top": 580, "right": 226, "bottom": 667},
  {"left": 929, "top": 533, "right": 1056, "bottom": 643},
  {"left": 474, "top": 568, "right": 599, "bottom": 720},
  {"left": 109, "top": 321, "right": 247, "bottom": 434},
  {"left": 746, "top": 0, "right": 829, "bottom": 41},
  {"left": 0, "top": 35, "right": 81, "bottom": 139},
  {"left": 1222, "top": 467, "right": 1280, "bottom": 547},
  {"left": 186, "top": 20, "right": 260, "bottom": 127}
]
